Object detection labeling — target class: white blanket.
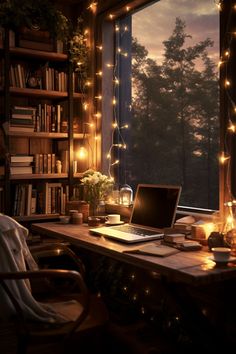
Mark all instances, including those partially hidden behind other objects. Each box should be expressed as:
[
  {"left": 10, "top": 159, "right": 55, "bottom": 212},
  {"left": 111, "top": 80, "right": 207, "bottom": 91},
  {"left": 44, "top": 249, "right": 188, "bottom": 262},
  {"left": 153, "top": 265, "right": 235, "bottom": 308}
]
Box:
[{"left": 0, "top": 214, "right": 68, "bottom": 323}]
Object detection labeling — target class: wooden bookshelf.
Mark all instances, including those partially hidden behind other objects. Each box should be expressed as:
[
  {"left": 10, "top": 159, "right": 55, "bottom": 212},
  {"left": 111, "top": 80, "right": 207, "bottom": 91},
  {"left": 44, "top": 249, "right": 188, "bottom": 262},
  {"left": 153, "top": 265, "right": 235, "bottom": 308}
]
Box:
[{"left": 1, "top": 21, "right": 86, "bottom": 219}]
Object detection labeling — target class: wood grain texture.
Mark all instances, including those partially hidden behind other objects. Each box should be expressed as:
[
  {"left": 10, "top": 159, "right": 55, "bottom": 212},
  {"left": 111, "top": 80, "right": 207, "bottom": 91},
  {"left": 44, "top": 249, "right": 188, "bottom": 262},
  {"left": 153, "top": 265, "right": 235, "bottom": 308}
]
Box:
[{"left": 31, "top": 222, "right": 236, "bottom": 285}]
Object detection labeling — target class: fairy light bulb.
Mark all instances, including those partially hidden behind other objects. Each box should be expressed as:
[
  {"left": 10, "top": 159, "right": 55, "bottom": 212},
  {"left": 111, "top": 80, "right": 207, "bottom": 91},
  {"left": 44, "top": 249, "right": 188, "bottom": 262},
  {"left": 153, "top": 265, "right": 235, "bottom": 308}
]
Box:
[
  {"left": 114, "top": 78, "right": 119, "bottom": 85},
  {"left": 96, "top": 45, "right": 103, "bottom": 51},
  {"left": 109, "top": 14, "right": 114, "bottom": 19},
  {"left": 219, "top": 153, "right": 230, "bottom": 164},
  {"left": 126, "top": 6, "right": 130, "bottom": 11},
  {"left": 124, "top": 26, "right": 129, "bottom": 32},
  {"left": 106, "top": 63, "right": 114, "bottom": 68},
  {"left": 83, "top": 102, "right": 89, "bottom": 111},
  {"left": 216, "top": 1, "right": 222, "bottom": 11},
  {"left": 96, "top": 71, "right": 103, "bottom": 76},
  {"left": 115, "top": 25, "right": 120, "bottom": 32},
  {"left": 224, "top": 50, "right": 230, "bottom": 58},
  {"left": 95, "top": 95, "right": 102, "bottom": 100},
  {"left": 77, "top": 147, "right": 88, "bottom": 160},
  {"left": 112, "top": 122, "right": 118, "bottom": 128},
  {"left": 112, "top": 98, "right": 117, "bottom": 105},
  {"left": 111, "top": 159, "right": 119, "bottom": 166},
  {"left": 94, "top": 112, "right": 102, "bottom": 119},
  {"left": 228, "top": 122, "right": 236, "bottom": 133},
  {"left": 225, "top": 79, "right": 231, "bottom": 87}
]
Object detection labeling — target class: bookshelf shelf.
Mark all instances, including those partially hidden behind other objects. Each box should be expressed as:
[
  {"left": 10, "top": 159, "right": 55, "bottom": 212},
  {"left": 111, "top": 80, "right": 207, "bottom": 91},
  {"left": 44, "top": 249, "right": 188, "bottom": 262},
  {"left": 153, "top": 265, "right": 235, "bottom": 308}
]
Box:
[
  {"left": 8, "top": 132, "right": 68, "bottom": 138},
  {"left": 10, "top": 47, "right": 68, "bottom": 61},
  {"left": 10, "top": 173, "right": 68, "bottom": 180},
  {"left": 7, "top": 132, "right": 86, "bottom": 139},
  {"left": 14, "top": 213, "right": 60, "bottom": 222},
  {"left": 9, "top": 87, "right": 85, "bottom": 99}
]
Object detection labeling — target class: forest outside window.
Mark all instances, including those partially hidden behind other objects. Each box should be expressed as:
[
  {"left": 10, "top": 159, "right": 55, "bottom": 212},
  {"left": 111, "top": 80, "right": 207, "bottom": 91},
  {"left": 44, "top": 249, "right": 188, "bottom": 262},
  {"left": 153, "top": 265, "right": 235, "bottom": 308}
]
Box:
[{"left": 113, "top": 0, "right": 219, "bottom": 212}]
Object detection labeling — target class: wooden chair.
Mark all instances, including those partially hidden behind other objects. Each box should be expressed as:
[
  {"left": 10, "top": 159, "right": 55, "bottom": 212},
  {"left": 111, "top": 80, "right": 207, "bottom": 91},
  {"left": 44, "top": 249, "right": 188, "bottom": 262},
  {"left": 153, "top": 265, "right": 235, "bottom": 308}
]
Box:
[{"left": 0, "top": 215, "right": 109, "bottom": 354}]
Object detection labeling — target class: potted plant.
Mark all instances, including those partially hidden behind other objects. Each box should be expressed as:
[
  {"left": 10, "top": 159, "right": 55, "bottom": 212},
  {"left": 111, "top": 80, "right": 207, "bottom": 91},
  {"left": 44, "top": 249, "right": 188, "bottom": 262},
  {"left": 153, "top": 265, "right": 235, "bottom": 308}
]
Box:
[{"left": 0, "top": 0, "right": 70, "bottom": 42}]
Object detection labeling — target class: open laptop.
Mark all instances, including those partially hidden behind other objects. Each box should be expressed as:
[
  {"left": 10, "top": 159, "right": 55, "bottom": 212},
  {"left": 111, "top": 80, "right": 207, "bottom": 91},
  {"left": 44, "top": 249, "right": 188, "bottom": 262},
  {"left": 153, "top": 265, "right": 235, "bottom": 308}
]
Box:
[{"left": 90, "top": 184, "right": 182, "bottom": 243}]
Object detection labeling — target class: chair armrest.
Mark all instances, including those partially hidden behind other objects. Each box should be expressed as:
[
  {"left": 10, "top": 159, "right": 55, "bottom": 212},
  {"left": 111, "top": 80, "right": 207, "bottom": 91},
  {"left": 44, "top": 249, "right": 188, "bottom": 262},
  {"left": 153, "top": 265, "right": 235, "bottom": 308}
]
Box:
[
  {"left": 0, "top": 269, "right": 90, "bottom": 331},
  {"left": 29, "top": 243, "right": 86, "bottom": 278}
]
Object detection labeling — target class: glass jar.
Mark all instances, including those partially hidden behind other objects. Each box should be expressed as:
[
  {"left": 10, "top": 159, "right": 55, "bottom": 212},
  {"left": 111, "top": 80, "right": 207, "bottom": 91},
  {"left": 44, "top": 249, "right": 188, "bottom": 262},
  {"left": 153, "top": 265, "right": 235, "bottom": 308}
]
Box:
[{"left": 120, "top": 184, "right": 133, "bottom": 206}]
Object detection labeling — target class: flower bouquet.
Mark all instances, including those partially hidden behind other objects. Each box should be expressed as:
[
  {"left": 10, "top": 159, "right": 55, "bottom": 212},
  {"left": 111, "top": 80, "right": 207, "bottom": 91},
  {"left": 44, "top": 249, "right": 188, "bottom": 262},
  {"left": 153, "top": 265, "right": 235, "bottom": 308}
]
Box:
[{"left": 81, "top": 169, "right": 114, "bottom": 215}]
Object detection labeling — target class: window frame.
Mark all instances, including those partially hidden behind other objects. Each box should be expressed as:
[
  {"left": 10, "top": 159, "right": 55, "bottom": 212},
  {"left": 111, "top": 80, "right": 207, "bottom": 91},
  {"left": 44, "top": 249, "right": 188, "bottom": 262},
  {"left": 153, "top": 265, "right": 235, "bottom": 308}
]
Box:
[{"left": 95, "top": 0, "right": 228, "bottom": 218}]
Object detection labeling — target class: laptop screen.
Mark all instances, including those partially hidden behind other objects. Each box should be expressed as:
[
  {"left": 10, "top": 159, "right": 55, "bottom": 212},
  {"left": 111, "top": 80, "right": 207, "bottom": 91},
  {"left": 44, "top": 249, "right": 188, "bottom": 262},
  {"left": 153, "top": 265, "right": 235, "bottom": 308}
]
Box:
[{"left": 130, "top": 184, "right": 181, "bottom": 229}]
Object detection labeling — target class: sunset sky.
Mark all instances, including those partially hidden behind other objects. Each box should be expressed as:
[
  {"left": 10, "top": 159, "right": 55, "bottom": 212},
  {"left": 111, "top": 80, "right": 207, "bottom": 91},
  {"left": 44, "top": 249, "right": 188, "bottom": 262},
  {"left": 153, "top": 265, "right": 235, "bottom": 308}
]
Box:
[{"left": 132, "top": 0, "right": 219, "bottom": 66}]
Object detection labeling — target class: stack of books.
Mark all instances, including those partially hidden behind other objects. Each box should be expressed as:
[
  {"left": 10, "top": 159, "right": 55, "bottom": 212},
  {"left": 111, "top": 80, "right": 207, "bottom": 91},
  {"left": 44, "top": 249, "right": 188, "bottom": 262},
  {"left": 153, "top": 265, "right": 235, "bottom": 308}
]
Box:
[
  {"left": 17, "top": 27, "right": 54, "bottom": 52},
  {"left": 4, "top": 106, "right": 36, "bottom": 133},
  {"left": 10, "top": 155, "right": 33, "bottom": 175},
  {"left": 162, "top": 233, "right": 202, "bottom": 251}
]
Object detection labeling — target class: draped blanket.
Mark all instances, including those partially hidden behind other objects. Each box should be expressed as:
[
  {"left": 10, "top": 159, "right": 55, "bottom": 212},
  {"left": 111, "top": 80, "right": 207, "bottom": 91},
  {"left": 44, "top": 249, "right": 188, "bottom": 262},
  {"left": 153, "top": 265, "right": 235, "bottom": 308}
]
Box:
[{"left": 0, "top": 214, "right": 70, "bottom": 323}]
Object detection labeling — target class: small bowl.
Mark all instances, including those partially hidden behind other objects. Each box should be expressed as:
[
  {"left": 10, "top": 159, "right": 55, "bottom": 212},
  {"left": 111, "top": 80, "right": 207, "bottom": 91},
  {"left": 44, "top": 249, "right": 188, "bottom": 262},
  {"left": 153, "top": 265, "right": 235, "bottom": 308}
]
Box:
[
  {"left": 59, "top": 215, "right": 70, "bottom": 224},
  {"left": 212, "top": 247, "right": 231, "bottom": 263},
  {"left": 88, "top": 216, "right": 101, "bottom": 227}
]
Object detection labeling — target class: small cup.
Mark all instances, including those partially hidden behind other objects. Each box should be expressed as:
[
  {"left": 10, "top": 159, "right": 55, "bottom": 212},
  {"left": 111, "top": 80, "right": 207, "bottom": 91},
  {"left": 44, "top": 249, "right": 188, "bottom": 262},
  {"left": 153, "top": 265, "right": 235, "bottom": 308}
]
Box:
[
  {"left": 88, "top": 216, "right": 101, "bottom": 227},
  {"left": 107, "top": 214, "right": 121, "bottom": 224},
  {"left": 212, "top": 247, "right": 231, "bottom": 262}
]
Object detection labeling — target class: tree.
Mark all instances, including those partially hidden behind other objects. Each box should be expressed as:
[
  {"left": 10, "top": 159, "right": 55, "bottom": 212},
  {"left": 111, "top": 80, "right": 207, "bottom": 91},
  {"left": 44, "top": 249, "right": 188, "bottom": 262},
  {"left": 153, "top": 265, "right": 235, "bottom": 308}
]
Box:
[{"left": 127, "top": 17, "right": 219, "bottom": 209}]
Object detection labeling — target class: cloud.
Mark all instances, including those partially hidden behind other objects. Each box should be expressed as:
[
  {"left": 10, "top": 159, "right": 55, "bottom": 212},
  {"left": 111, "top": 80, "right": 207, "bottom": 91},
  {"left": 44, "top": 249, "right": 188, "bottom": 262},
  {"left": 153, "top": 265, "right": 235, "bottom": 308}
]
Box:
[{"left": 132, "top": 0, "right": 219, "bottom": 64}]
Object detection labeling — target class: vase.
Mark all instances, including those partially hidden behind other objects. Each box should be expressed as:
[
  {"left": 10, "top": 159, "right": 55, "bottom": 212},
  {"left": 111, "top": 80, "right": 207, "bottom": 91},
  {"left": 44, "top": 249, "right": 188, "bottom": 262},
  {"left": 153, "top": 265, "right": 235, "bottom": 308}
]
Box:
[{"left": 89, "top": 200, "right": 105, "bottom": 216}]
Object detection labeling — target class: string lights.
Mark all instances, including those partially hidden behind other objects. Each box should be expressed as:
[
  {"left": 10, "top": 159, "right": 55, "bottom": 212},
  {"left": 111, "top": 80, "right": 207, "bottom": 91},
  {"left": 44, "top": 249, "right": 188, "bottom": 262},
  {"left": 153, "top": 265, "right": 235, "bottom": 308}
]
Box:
[
  {"left": 92, "top": 7, "right": 130, "bottom": 180},
  {"left": 215, "top": 0, "right": 236, "bottom": 238}
]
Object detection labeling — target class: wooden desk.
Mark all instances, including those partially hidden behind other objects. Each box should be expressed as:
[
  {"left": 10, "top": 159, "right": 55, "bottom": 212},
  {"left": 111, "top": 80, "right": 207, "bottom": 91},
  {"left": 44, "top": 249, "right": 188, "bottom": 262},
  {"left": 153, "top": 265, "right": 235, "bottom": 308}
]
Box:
[
  {"left": 31, "top": 222, "right": 236, "bottom": 285},
  {"left": 31, "top": 222, "right": 236, "bottom": 352}
]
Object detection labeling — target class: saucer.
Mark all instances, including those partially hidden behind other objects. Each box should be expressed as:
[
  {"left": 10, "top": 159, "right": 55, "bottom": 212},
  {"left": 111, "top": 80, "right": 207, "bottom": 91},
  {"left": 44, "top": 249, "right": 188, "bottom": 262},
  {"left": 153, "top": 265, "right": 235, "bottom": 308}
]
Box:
[
  {"left": 208, "top": 256, "right": 236, "bottom": 264},
  {"left": 105, "top": 221, "right": 124, "bottom": 226}
]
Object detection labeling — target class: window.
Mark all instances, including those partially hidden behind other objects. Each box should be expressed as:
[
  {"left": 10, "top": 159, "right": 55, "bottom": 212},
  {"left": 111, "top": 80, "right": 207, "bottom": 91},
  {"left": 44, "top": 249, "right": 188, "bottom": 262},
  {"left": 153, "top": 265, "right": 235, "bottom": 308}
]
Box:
[{"left": 114, "top": 0, "right": 219, "bottom": 211}]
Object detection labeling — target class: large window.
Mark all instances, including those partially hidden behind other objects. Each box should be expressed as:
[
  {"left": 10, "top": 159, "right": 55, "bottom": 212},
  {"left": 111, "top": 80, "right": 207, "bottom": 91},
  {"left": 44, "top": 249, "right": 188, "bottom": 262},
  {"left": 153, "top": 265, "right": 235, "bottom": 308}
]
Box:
[{"left": 115, "top": 0, "right": 219, "bottom": 211}]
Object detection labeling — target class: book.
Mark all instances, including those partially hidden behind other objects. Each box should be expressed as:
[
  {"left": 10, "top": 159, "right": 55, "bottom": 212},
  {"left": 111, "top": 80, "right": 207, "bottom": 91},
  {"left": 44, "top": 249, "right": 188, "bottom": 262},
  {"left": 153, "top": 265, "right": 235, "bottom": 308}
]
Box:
[
  {"left": 11, "top": 155, "right": 34, "bottom": 163},
  {"left": 18, "top": 39, "right": 54, "bottom": 52},
  {"left": 10, "top": 166, "right": 33, "bottom": 174},
  {"left": 164, "top": 233, "right": 186, "bottom": 243},
  {"left": 3, "top": 122, "right": 34, "bottom": 133},
  {"left": 124, "top": 244, "right": 180, "bottom": 257}
]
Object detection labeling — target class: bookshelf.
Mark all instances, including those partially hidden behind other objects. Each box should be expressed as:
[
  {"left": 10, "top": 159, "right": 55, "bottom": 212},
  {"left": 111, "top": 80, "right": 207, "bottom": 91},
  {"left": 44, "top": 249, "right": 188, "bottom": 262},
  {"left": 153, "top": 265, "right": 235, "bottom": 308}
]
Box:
[{"left": 0, "top": 28, "right": 86, "bottom": 221}]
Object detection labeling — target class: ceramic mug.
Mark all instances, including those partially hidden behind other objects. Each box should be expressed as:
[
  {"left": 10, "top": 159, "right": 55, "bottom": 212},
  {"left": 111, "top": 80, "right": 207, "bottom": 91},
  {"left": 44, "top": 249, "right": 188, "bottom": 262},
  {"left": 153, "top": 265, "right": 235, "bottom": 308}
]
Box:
[
  {"left": 212, "top": 247, "right": 231, "bottom": 262},
  {"left": 106, "top": 214, "right": 121, "bottom": 224}
]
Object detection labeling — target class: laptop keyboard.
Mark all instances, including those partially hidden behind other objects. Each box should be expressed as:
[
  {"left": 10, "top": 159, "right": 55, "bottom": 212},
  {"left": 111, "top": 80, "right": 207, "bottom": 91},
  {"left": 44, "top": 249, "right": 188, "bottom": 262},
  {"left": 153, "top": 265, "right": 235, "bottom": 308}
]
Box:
[{"left": 111, "top": 224, "right": 161, "bottom": 236}]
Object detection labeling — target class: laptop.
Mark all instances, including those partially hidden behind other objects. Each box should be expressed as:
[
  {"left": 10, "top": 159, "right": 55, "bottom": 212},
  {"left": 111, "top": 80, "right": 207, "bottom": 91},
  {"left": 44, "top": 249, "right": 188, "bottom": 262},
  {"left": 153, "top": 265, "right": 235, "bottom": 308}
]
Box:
[{"left": 90, "top": 184, "right": 182, "bottom": 243}]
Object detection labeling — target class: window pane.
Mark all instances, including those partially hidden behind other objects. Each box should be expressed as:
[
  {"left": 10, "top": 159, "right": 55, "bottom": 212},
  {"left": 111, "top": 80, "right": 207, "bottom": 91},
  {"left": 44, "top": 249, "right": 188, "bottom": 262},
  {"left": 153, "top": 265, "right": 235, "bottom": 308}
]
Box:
[{"left": 117, "top": 0, "right": 219, "bottom": 210}]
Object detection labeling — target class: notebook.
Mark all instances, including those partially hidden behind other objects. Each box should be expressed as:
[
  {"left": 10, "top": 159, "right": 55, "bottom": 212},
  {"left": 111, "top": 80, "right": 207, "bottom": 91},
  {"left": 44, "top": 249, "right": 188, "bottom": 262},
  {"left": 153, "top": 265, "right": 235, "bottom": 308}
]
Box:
[{"left": 90, "top": 184, "right": 182, "bottom": 243}]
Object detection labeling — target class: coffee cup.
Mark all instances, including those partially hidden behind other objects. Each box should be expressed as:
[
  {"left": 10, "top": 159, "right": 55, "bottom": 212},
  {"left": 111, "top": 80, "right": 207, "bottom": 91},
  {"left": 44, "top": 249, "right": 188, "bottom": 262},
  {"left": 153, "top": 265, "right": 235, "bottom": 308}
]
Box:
[
  {"left": 212, "top": 247, "right": 231, "bottom": 262},
  {"left": 106, "top": 214, "right": 121, "bottom": 224},
  {"left": 88, "top": 216, "right": 101, "bottom": 227}
]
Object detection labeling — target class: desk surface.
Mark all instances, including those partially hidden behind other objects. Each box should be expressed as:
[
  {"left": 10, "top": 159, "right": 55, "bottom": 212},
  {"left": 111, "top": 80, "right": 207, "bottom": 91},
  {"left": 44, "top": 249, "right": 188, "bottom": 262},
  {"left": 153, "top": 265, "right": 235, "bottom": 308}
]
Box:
[{"left": 31, "top": 222, "right": 236, "bottom": 285}]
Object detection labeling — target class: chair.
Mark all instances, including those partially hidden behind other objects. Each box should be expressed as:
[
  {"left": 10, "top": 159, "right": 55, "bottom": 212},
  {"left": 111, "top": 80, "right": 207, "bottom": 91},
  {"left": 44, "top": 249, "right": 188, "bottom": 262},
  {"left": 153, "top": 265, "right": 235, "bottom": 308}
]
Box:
[{"left": 0, "top": 214, "right": 109, "bottom": 354}]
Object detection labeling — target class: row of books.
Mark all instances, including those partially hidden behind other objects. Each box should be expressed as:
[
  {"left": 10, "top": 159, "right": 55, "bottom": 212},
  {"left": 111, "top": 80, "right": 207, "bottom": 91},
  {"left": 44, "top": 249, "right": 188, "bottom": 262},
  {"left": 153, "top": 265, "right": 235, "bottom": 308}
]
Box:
[
  {"left": 4, "top": 104, "right": 67, "bottom": 133},
  {"left": 12, "top": 183, "right": 69, "bottom": 216},
  {"left": 10, "top": 153, "right": 69, "bottom": 175},
  {"left": 9, "top": 63, "right": 68, "bottom": 92}
]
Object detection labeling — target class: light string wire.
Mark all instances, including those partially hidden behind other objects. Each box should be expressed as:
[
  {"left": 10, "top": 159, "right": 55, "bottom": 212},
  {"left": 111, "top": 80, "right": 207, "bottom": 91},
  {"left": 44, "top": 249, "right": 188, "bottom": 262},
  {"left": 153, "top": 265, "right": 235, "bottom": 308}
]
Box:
[
  {"left": 107, "top": 22, "right": 129, "bottom": 179},
  {"left": 216, "top": 0, "right": 236, "bottom": 230}
]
